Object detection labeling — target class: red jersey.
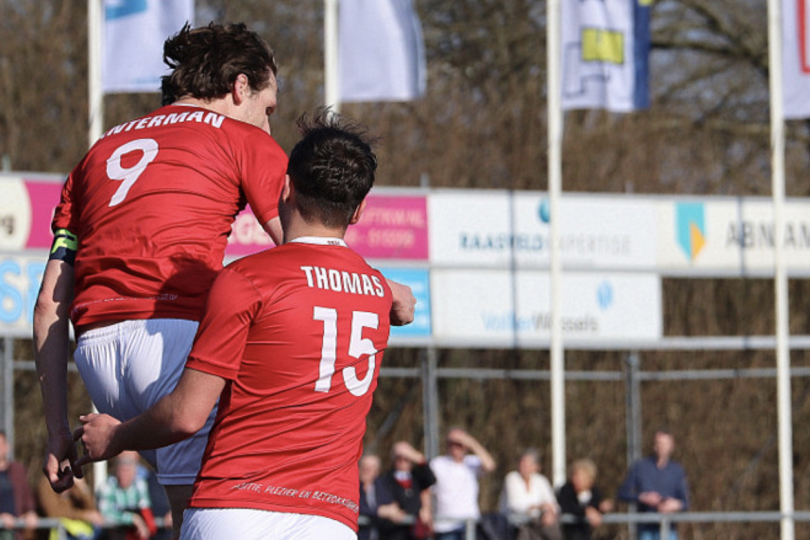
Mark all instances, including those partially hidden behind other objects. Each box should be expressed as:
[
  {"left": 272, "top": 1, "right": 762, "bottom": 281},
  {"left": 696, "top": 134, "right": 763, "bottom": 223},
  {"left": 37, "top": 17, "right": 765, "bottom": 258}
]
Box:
[
  {"left": 184, "top": 238, "right": 392, "bottom": 531},
  {"left": 52, "top": 105, "right": 287, "bottom": 327}
]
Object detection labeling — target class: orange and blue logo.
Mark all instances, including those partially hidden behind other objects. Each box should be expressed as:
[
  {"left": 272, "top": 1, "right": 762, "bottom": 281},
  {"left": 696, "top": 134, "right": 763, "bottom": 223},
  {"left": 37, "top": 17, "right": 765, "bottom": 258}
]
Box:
[{"left": 676, "top": 202, "right": 706, "bottom": 262}]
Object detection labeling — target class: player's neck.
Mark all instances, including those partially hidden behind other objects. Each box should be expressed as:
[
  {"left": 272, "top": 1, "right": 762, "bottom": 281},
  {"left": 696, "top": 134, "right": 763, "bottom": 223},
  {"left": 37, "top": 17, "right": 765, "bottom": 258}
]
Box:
[
  {"left": 172, "top": 96, "right": 230, "bottom": 116},
  {"left": 283, "top": 221, "right": 346, "bottom": 245}
]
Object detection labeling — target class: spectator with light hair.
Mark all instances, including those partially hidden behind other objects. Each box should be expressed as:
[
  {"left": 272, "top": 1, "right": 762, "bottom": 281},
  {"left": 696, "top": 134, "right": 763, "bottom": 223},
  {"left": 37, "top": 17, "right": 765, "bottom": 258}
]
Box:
[
  {"left": 556, "top": 459, "right": 613, "bottom": 540},
  {"left": 500, "top": 448, "right": 560, "bottom": 540}
]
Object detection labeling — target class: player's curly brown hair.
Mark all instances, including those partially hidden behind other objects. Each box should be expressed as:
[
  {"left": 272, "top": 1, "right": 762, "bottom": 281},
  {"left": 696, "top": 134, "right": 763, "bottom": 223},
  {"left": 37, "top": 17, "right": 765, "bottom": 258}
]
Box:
[{"left": 160, "top": 22, "right": 277, "bottom": 105}]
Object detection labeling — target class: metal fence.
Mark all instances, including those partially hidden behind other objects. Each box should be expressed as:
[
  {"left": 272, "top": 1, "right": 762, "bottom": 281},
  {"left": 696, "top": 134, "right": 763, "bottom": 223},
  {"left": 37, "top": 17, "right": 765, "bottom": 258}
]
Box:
[{"left": 353, "top": 511, "right": 810, "bottom": 540}]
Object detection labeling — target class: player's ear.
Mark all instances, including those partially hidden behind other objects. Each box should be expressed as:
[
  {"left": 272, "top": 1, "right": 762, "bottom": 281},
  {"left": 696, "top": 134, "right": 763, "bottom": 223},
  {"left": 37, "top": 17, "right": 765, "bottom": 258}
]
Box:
[
  {"left": 232, "top": 73, "right": 250, "bottom": 105},
  {"left": 280, "top": 175, "right": 292, "bottom": 203},
  {"left": 349, "top": 199, "right": 367, "bottom": 225}
]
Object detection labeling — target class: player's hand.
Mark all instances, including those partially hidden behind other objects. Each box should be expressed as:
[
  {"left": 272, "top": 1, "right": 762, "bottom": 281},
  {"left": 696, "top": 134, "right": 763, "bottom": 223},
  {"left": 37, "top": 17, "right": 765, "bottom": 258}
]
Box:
[
  {"left": 42, "top": 428, "right": 81, "bottom": 493},
  {"left": 386, "top": 278, "right": 416, "bottom": 326},
  {"left": 73, "top": 413, "right": 125, "bottom": 468}
]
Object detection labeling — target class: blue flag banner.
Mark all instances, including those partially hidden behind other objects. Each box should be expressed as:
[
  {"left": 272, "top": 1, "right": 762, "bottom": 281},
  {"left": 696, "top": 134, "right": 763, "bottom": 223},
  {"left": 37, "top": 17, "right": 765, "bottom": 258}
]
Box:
[
  {"left": 783, "top": 0, "right": 810, "bottom": 119},
  {"left": 561, "top": 0, "right": 651, "bottom": 112},
  {"left": 102, "top": 0, "right": 194, "bottom": 93},
  {"left": 338, "top": 0, "right": 426, "bottom": 103}
]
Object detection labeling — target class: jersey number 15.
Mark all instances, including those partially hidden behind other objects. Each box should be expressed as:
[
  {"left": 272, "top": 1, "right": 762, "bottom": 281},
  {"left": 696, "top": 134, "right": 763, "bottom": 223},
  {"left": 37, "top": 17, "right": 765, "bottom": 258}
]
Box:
[{"left": 313, "top": 307, "right": 379, "bottom": 397}]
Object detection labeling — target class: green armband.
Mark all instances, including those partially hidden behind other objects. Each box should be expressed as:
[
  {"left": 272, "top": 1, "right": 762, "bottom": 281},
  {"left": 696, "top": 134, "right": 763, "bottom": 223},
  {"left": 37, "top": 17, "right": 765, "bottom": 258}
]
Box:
[{"left": 49, "top": 228, "right": 78, "bottom": 265}]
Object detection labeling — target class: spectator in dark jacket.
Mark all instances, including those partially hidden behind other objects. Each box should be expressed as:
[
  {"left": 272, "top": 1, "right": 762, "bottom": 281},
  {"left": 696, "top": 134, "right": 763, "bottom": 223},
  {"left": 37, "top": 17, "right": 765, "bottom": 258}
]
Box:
[
  {"left": 0, "top": 431, "right": 38, "bottom": 540},
  {"left": 617, "top": 429, "right": 689, "bottom": 540},
  {"left": 556, "top": 459, "right": 612, "bottom": 540},
  {"left": 360, "top": 454, "right": 403, "bottom": 540},
  {"left": 376, "top": 441, "right": 437, "bottom": 540}
]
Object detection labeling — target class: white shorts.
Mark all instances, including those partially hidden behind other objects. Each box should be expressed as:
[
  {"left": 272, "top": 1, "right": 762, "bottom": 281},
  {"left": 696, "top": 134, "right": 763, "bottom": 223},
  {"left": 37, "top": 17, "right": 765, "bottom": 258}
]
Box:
[
  {"left": 74, "top": 318, "right": 216, "bottom": 485},
  {"left": 180, "top": 508, "right": 356, "bottom": 540}
]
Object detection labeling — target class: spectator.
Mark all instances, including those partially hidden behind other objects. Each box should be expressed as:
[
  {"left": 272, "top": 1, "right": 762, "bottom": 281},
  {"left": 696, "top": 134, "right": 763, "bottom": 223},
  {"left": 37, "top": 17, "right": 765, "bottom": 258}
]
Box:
[
  {"left": 430, "top": 428, "right": 496, "bottom": 540},
  {"left": 136, "top": 465, "right": 171, "bottom": 540},
  {"left": 97, "top": 452, "right": 155, "bottom": 540},
  {"left": 376, "top": 441, "right": 436, "bottom": 540},
  {"left": 37, "top": 475, "right": 103, "bottom": 540},
  {"left": 556, "top": 459, "right": 612, "bottom": 540},
  {"left": 617, "top": 429, "right": 689, "bottom": 540},
  {"left": 500, "top": 448, "right": 560, "bottom": 540},
  {"left": 0, "top": 431, "right": 38, "bottom": 540},
  {"left": 359, "top": 455, "right": 403, "bottom": 540}
]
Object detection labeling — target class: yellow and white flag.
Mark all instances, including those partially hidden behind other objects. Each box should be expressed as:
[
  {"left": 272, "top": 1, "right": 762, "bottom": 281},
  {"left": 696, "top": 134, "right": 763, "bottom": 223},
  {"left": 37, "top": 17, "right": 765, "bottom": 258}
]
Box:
[{"left": 561, "top": 0, "right": 650, "bottom": 112}]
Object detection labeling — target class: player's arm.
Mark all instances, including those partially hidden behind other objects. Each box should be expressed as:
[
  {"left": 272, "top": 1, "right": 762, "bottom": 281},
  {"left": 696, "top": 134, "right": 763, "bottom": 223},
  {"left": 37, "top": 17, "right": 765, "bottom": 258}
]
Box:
[
  {"left": 386, "top": 278, "right": 416, "bottom": 326},
  {"left": 75, "top": 266, "right": 255, "bottom": 467},
  {"left": 74, "top": 367, "right": 225, "bottom": 466},
  {"left": 262, "top": 216, "right": 283, "bottom": 246},
  {"left": 34, "top": 229, "right": 79, "bottom": 492}
]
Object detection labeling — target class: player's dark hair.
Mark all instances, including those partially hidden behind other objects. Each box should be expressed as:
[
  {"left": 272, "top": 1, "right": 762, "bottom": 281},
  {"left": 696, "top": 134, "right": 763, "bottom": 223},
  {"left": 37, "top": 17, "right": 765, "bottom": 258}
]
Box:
[
  {"left": 287, "top": 108, "right": 378, "bottom": 229},
  {"left": 161, "top": 22, "right": 277, "bottom": 105}
]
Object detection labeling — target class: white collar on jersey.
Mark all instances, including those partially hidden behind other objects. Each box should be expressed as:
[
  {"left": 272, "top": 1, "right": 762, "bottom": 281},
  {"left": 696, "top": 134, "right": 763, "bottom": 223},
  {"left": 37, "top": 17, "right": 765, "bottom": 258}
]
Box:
[{"left": 288, "top": 236, "right": 347, "bottom": 248}]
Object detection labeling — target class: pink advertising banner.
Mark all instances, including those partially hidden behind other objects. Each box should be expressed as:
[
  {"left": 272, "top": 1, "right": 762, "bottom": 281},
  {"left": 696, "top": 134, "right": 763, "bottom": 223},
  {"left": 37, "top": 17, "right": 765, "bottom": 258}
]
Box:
[
  {"left": 344, "top": 194, "right": 428, "bottom": 260},
  {"left": 226, "top": 194, "right": 429, "bottom": 261},
  {"left": 0, "top": 177, "right": 64, "bottom": 251},
  {"left": 2, "top": 177, "right": 429, "bottom": 262},
  {"left": 25, "top": 181, "right": 63, "bottom": 249}
]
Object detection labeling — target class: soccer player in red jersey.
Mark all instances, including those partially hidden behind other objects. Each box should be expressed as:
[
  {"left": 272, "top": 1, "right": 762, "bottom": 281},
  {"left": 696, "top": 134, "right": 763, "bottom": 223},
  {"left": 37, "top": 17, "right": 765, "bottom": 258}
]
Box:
[
  {"left": 74, "top": 109, "right": 393, "bottom": 540},
  {"left": 34, "top": 22, "right": 286, "bottom": 535},
  {"left": 34, "top": 22, "right": 412, "bottom": 538}
]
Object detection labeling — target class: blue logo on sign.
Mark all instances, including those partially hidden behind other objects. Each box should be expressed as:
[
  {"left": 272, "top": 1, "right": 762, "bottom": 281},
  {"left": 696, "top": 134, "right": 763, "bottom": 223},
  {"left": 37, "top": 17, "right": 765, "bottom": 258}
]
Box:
[
  {"left": 105, "top": 0, "right": 147, "bottom": 20},
  {"left": 538, "top": 199, "right": 551, "bottom": 224},
  {"left": 597, "top": 281, "right": 613, "bottom": 310}
]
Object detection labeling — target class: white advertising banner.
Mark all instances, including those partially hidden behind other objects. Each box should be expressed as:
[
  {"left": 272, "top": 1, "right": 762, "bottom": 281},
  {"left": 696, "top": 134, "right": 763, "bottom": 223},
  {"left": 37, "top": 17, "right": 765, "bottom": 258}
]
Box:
[
  {"left": 428, "top": 191, "right": 657, "bottom": 270},
  {"left": 431, "top": 270, "right": 661, "bottom": 347},
  {"left": 657, "top": 198, "right": 810, "bottom": 276},
  {"left": 0, "top": 254, "right": 47, "bottom": 338}
]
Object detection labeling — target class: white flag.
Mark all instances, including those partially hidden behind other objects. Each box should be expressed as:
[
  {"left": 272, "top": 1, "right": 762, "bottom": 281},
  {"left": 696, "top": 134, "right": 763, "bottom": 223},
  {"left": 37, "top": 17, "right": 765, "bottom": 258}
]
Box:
[
  {"left": 782, "top": 0, "right": 810, "bottom": 119},
  {"left": 561, "top": 0, "right": 650, "bottom": 112},
  {"left": 338, "top": 0, "right": 426, "bottom": 103},
  {"left": 102, "top": 0, "right": 194, "bottom": 94}
]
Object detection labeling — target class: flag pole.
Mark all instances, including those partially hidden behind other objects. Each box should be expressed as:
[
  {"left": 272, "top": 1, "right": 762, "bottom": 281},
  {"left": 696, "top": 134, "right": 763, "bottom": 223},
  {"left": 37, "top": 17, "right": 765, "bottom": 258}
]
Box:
[
  {"left": 87, "top": 0, "right": 108, "bottom": 494},
  {"left": 324, "top": 0, "right": 340, "bottom": 113},
  {"left": 767, "top": 0, "right": 794, "bottom": 539},
  {"left": 547, "top": 0, "right": 566, "bottom": 488},
  {"left": 88, "top": 0, "right": 103, "bottom": 145}
]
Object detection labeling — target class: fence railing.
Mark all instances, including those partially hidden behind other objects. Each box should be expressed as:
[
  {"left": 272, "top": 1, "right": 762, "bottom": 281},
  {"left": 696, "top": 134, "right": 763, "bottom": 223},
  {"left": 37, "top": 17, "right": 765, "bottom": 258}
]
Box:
[
  {"left": 6, "top": 511, "right": 810, "bottom": 539},
  {"left": 356, "top": 511, "right": 810, "bottom": 540},
  {"left": 1, "top": 516, "right": 171, "bottom": 540}
]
